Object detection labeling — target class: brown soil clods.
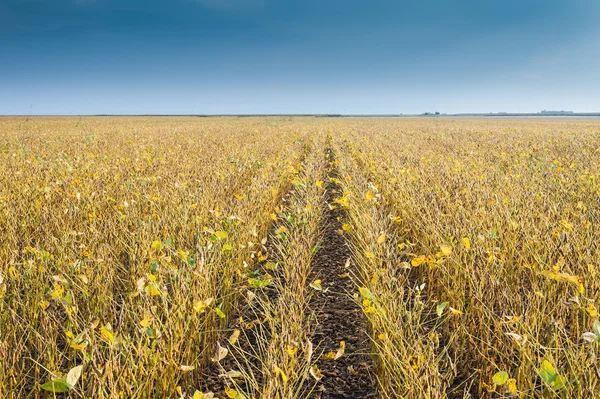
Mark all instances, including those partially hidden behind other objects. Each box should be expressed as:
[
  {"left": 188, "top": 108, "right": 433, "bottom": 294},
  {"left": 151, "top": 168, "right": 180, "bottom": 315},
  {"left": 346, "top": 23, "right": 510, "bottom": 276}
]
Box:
[{"left": 307, "top": 146, "right": 377, "bottom": 399}]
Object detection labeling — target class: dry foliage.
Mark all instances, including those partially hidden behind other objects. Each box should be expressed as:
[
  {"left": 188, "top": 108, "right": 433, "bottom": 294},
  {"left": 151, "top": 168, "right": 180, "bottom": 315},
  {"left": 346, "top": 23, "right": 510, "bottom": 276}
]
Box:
[{"left": 1, "top": 117, "right": 599, "bottom": 398}]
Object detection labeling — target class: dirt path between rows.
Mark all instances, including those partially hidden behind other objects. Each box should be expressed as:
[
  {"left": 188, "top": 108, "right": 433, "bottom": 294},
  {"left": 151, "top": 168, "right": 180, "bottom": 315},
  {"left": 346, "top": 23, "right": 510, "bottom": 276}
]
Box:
[
  {"left": 307, "top": 145, "right": 377, "bottom": 399},
  {"left": 201, "top": 141, "right": 378, "bottom": 398}
]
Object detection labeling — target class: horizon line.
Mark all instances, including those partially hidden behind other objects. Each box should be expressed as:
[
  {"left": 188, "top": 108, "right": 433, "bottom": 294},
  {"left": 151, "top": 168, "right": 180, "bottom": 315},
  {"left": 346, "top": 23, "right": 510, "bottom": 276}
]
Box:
[{"left": 2, "top": 112, "right": 600, "bottom": 118}]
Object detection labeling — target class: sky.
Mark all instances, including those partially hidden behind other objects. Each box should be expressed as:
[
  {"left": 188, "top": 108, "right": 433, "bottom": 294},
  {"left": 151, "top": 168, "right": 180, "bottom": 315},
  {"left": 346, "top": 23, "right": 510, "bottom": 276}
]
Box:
[{"left": 1, "top": 0, "right": 599, "bottom": 115}]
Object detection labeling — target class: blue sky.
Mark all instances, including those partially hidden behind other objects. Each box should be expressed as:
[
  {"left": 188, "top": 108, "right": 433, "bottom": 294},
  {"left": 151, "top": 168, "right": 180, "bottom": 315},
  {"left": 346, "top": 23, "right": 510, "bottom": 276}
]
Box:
[{"left": 1, "top": 0, "right": 599, "bottom": 114}]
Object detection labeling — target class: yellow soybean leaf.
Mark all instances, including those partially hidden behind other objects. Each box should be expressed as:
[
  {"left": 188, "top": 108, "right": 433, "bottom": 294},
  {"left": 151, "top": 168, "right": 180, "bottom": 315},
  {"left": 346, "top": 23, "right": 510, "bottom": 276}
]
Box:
[
  {"left": 228, "top": 329, "right": 240, "bottom": 345},
  {"left": 322, "top": 352, "right": 337, "bottom": 360},
  {"left": 214, "top": 230, "right": 228, "bottom": 240},
  {"left": 342, "top": 223, "right": 352, "bottom": 232},
  {"left": 50, "top": 283, "right": 64, "bottom": 300},
  {"left": 507, "top": 378, "right": 518, "bottom": 394},
  {"left": 309, "top": 365, "right": 323, "bottom": 381},
  {"left": 273, "top": 365, "right": 288, "bottom": 382},
  {"left": 139, "top": 318, "right": 152, "bottom": 328},
  {"left": 551, "top": 375, "right": 566, "bottom": 390},
  {"left": 248, "top": 278, "right": 270, "bottom": 289},
  {"left": 309, "top": 279, "right": 323, "bottom": 291},
  {"left": 409, "top": 355, "right": 425, "bottom": 370},
  {"left": 315, "top": 180, "right": 323, "bottom": 188},
  {"left": 359, "top": 287, "right": 373, "bottom": 301},
  {"left": 553, "top": 272, "right": 585, "bottom": 294},
  {"left": 100, "top": 324, "right": 115, "bottom": 343},
  {"left": 449, "top": 307, "right": 463, "bottom": 315},
  {"left": 224, "top": 387, "right": 238, "bottom": 398},
  {"left": 492, "top": 371, "right": 509, "bottom": 385},
  {"left": 560, "top": 220, "right": 573, "bottom": 232},
  {"left": 265, "top": 262, "right": 278, "bottom": 270},
  {"left": 146, "top": 283, "right": 161, "bottom": 296},
  {"left": 335, "top": 196, "right": 349, "bottom": 207},
  {"left": 555, "top": 272, "right": 579, "bottom": 284},
  {"left": 335, "top": 341, "right": 345, "bottom": 360},
  {"left": 70, "top": 339, "right": 87, "bottom": 351},
  {"left": 462, "top": 237, "right": 471, "bottom": 250},
  {"left": 440, "top": 245, "right": 452, "bottom": 256},
  {"left": 9, "top": 266, "right": 19, "bottom": 279},
  {"left": 194, "top": 297, "right": 213, "bottom": 313},
  {"left": 365, "top": 190, "right": 375, "bottom": 201},
  {"left": 377, "top": 234, "right": 386, "bottom": 245},
  {"left": 89, "top": 318, "right": 100, "bottom": 330},
  {"left": 285, "top": 345, "right": 298, "bottom": 356},
  {"left": 411, "top": 256, "right": 427, "bottom": 267}
]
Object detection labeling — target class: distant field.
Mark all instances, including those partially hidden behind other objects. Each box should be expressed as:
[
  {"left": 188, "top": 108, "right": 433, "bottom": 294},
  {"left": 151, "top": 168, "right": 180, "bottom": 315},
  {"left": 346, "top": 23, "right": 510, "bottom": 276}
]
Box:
[{"left": 1, "top": 117, "right": 599, "bottom": 398}]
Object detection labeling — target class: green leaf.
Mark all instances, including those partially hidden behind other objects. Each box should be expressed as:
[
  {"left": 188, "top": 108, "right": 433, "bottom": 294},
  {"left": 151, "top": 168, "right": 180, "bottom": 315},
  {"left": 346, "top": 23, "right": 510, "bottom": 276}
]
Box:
[
  {"left": 359, "top": 287, "right": 373, "bottom": 301},
  {"left": 149, "top": 261, "right": 159, "bottom": 273},
  {"left": 247, "top": 269, "right": 261, "bottom": 277},
  {"left": 41, "top": 380, "right": 70, "bottom": 393},
  {"left": 214, "top": 307, "right": 226, "bottom": 319},
  {"left": 550, "top": 375, "right": 567, "bottom": 390},
  {"left": 248, "top": 278, "right": 270, "bottom": 289},
  {"left": 222, "top": 243, "right": 233, "bottom": 251},
  {"left": 492, "top": 371, "right": 509, "bottom": 386},
  {"left": 214, "top": 231, "right": 228, "bottom": 240},
  {"left": 593, "top": 320, "right": 600, "bottom": 338},
  {"left": 436, "top": 301, "right": 449, "bottom": 317},
  {"left": 485, "top": 228, "right": 499, "bottom": 240},
  {"left": 539, "top": 360, "right": 558, "bottom": 385}
]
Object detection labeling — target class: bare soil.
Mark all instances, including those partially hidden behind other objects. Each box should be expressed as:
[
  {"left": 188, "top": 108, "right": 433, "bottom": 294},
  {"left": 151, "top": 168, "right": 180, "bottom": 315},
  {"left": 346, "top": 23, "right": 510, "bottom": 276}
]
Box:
[{"left": 306, "top": 147, "right": 377, "bottom": 399}]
